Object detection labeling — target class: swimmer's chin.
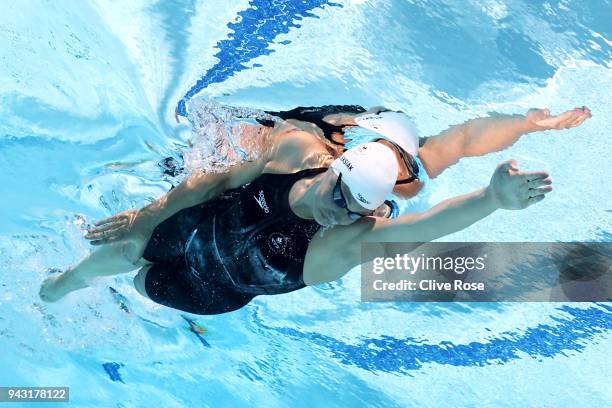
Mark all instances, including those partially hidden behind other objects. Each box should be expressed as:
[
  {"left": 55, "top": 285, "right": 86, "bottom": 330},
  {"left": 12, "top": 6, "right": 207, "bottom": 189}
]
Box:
[
  {"left": 315, "top": 214, "right": 351, "bottom": 228},
  {"left": 315, "top": 217, "right": 332, "bottom": 227},
  {"left": 313, "top": 211, "right": 335, "bottom": 228}
]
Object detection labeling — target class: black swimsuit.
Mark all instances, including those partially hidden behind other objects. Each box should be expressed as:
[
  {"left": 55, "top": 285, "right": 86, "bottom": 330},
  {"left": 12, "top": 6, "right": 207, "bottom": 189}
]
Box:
[{"left": 142, "top": 168, "right": 326, "bottom": 315}]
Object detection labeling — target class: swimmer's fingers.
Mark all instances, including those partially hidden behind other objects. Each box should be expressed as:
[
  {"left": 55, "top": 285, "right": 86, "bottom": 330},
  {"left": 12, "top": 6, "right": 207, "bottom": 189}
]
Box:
[
  {"left": 567, "top": 107, "right": 592, "bottom": 128},
  {"left": 527, "top": 194, "right": 546, "bottom": 205},
  {"left": 563, "top": 107, "right": 590, "bottom": 128},
  {"left": 555, "top": 107, "right": 591, "bottom": 129},
  {"left": 93, "top": 214, "right": 127, "bottom": 227},
  {"left": 87, "top": 231, "right": 126, "bottom": 245},
  {"left": 531, "top": 109, "right": 572, "bottom": 129},
  {"left": 568, "top": 116, "right": 587, "bottom": 128},
  {"left": 92, "top": 215, "right": 115, "bottom": 227},
  {"left": 88, "top": 234, "right": 125, "bottom": 246},
  {"left": 522, "top": 185, "right": 552, "bottom": 204},
  {"left": 524, "top": 176, "right": 552, "bottom": 188},
  {"left": 86, "top": 218, "right": 129, "bottom": 236},
  {"left": 532, "top": 107, "right": 590, "bottom": 130},
  {"left": 518, "top": 170, "right": 550, "bottom": 183},
  {"left": 529, "top": 185, "right": 553, "bottom": 196},
  {"left": 84, "top": 224, "right": 128, "bottom": 241},
  {"left": 85, "top": 231, "right": 125, "bottom": 244},
  {"left": 92, "top": 209, "right": 138, "bottom": 228},
  {"left": 558, "top": 110, "right": 581, "bottom": 129},
  {"left": 90, "top": 217, "right": 128, "bottom": 230}
]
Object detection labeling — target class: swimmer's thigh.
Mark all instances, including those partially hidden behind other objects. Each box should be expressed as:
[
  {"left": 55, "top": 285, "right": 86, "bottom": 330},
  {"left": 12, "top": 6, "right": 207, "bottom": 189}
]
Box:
[{"left": 143, "top": 261, "right": 255, "bottom": 315}]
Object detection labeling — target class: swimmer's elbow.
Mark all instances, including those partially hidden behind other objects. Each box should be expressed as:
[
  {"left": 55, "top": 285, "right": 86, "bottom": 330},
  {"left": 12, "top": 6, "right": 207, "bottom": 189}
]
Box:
[{"left": 182, "top": 172, "right": 230, "bottom": 203}]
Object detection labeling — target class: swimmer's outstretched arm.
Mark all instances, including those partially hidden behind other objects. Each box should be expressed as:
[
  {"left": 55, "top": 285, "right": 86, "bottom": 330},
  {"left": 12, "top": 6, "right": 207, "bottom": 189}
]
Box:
[
  {"left": 143, "top": 157, "right": 268, "bottom": 225},
  {"left": 84, "top": 154, "right": 271, "bottom": 248},
  {"left": 418, "top": 107, "right": 591, "bottom": 178},
  {"left": 367, "top": 160, "right": 551, "bottom": 241},
  {"left": 85, "top": 129, "right": 320, "bottom": 247},
  {"left": 304, "top": 160, "right": 552, "bottom": 284}
]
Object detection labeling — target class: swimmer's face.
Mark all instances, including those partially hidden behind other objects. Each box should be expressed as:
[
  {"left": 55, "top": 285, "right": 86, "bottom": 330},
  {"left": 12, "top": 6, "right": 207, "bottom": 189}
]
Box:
[{"left": 313, "top": 169, "right": 376, "bottom": 227}]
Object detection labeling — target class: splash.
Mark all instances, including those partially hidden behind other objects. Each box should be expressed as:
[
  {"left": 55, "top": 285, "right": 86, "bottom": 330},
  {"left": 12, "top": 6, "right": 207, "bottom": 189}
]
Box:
[{"left": 182, "top": 97, "right": 279, "bottom": 174}]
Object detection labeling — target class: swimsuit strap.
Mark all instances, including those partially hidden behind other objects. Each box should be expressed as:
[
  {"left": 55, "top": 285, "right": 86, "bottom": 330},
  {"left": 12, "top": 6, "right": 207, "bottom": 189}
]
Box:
[
  {"left": 265, "top": 105, "right": 367, "bottom": 145},
  {"left": 270, "top": 167, "right": 329, "bottom": 220}
]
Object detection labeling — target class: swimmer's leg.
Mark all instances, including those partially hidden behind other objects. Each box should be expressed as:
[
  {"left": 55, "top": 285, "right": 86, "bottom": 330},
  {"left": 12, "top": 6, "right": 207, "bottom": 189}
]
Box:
[{"left": 39, "top": 241, "right": 151, "bottom": 303}]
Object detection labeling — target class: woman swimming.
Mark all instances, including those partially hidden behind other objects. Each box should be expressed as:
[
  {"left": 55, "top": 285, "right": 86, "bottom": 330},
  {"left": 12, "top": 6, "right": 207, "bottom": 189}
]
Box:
[
  {"left": 39, "top": 117, "right": 554, "bottom": 315},
  {"left": 166, "top": 100, "right": 590, "bottom": 210}
]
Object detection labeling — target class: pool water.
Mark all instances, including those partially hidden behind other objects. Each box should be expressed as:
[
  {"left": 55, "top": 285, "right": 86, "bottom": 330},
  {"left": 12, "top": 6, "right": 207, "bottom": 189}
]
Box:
[{"left": 0, "top": 1, "right": 611, "bottom": 407}]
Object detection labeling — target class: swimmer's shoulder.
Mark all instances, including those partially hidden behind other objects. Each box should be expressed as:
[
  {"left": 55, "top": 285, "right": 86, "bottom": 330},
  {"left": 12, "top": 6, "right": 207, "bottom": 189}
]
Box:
[{"left": 264, "top": 129, "right": 333, "bottom": 174}]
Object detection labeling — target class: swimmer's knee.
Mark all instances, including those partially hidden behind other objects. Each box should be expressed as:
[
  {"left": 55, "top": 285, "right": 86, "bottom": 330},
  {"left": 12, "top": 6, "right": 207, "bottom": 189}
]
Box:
[{"left": 134, "top": 264, "right": 152, "bottom": 298}]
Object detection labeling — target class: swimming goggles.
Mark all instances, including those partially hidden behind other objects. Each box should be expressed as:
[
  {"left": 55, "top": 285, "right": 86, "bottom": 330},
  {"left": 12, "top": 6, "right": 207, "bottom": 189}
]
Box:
[
  {"left": 333, "top": 174, "right": 399, "bottom": 220},
  {"left": 332, "top": 174, "right": 373, "bottom": 220}
]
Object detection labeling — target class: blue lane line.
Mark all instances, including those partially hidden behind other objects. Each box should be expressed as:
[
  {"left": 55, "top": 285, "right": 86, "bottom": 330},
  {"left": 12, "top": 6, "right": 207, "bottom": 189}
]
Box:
[
  {"left": 176, "top": 0, "right": 341, "bottom": 117},
  {"left": 255, "top": 304, "right": 612, "bottom": 373}
]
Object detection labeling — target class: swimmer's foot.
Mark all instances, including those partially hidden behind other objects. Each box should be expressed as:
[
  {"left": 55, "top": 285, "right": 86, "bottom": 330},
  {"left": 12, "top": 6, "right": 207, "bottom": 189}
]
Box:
[{"left": 39, "top": 268, "right": 89, "bottom": 303}]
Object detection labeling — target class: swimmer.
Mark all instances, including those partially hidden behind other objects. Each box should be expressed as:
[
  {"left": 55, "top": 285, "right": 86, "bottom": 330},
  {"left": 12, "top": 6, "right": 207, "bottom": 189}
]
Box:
[
  {"left": 265, "top": 104, "right": 591, "bottom": 200},
  {"left": 39, "top": 119, "right": 552, "bottom": 315}
]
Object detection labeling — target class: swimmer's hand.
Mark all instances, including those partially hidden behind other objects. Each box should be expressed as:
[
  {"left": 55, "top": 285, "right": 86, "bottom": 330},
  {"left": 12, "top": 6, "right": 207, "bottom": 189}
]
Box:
[
  {"left": 527, "top": 106, "right": 591, "bottom": 130},
  {"left": 487, "top": 160, "right": 552, "bottom": 210},
  {"left": 84, "top": 209, "right": 154, "bottom": 249}
]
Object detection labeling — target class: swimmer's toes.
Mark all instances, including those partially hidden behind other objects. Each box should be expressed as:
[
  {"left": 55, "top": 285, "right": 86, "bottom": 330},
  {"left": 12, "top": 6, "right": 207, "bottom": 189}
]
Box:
[
  {"left": 39, "top": 272, "right": 65, "bottom": 303},
  {"left": 44, "top": 267, "right": 63, "bottom": 275},
  {"left": 39, "top": 276, "right": 58, "bottom": 302}
]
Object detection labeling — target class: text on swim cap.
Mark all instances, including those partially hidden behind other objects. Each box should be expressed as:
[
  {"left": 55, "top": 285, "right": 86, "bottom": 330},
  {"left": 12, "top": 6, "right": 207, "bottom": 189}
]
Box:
[
  {"left": 357, "top": 193, "right": 370, "bottom": 204},
  {"left": 340, "top": 156, "right": 353, "bottom": 171}
]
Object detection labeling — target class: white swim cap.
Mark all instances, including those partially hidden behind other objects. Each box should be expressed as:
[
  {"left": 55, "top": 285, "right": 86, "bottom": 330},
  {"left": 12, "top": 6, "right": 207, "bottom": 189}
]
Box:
[
  {"left": 354, "top": 111, "right": 420, "bottom": 155},
  {"left": 330, "top": 142, "right": 398, "bottom": 210}
]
